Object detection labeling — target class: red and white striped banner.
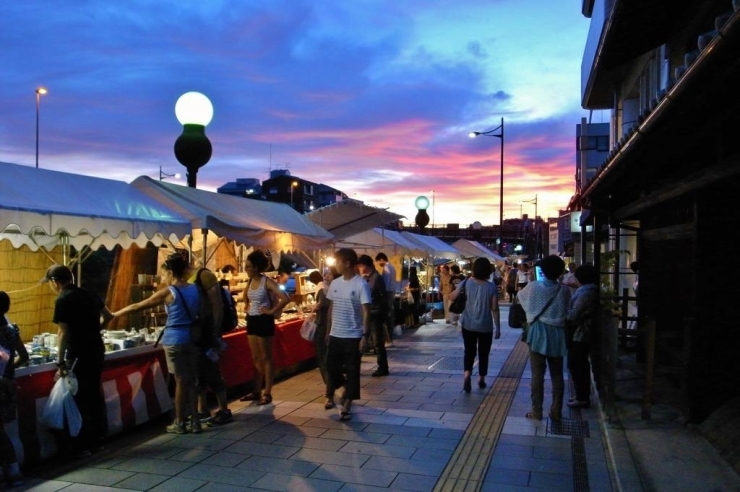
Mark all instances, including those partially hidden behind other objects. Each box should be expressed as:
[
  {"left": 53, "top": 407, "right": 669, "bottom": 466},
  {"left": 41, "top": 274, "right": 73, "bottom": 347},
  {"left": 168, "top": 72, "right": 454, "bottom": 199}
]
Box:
[{"left": 11, "top": 352, "right": 171, "bottom": 465}]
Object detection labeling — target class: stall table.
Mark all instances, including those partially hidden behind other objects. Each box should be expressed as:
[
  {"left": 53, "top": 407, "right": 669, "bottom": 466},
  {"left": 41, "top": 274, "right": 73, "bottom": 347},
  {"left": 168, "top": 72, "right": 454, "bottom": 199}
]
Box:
[{"left": 10, "top": 317, "right": 316, "bottom": 465}]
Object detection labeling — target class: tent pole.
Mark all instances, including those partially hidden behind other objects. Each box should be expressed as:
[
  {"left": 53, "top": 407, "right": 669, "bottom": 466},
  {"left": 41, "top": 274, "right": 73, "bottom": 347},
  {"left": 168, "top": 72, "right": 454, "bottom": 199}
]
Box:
[{"left": 201, "top": 228, "right": 208, "bottom": 268}]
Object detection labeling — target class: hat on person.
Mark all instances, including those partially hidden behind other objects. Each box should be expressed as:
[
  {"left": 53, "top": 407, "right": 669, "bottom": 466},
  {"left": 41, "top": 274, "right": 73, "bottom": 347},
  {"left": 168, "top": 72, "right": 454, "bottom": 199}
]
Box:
[
  {"left": 43, "top": 264, "right": 73, "bottom": 283},
  {"left": 357, "top": 255, "right": 375, "bottom": 268}
]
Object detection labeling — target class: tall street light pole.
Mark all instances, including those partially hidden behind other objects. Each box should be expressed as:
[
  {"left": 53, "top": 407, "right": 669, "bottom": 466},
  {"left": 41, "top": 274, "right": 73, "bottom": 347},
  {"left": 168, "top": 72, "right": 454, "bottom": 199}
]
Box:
[
  {"left": 469, "top": 117, "right": 504, "bottom": 255},
  {"left": 35, "top": 87, "right": 48, "bottom": 169},
  {"left": 290, "top": 181, "right": 298, "bottom": 210}
]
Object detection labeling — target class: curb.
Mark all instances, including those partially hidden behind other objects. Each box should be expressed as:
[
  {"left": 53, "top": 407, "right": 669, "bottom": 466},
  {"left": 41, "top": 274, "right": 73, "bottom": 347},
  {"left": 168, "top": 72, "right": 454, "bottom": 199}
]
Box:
[{"left": 594, "top": 391, "right": 645, "bottom": 492}]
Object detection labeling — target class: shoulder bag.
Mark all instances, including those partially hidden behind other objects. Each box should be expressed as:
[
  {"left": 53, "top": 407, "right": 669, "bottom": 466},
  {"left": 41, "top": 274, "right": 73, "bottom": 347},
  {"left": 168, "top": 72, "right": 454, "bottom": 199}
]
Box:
[
  {"left": 508, "top": 297, "right": 526, "bottom": 328},
  {"left": 449, "top": 280, "right": 467, "bottom": 315},
  {"left": 520, "top": 285, "right": 562, "bottom": 342}
]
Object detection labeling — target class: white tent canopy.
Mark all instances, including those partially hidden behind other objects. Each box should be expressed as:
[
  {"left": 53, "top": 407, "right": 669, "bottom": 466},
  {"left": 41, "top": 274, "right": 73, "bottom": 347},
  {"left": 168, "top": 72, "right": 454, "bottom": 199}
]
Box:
[
  {"left": 336, "top": 228, "right": 428, "bottom": 257},
  {"left": 337, "top": 228, "right": 461, "bottom": 259},
  {"left": 451, "top": 239, "right": 506, "bottom": 263},
  {"left": 400, "top": 232, "right": 461, "bottom": 259},
  {"left": 131, "top": 176, "right": 333, "bottom": 252},
  {"left": 0, "top": 162, "right": 192, "bottom": 251},
  {"left": 306, "top": 200, "right": 404, "bottom": 240}
]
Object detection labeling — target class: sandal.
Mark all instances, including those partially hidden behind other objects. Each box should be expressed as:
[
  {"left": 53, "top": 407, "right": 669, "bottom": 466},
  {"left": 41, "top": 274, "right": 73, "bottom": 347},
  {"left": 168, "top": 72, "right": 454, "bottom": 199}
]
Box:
[
  {"left": 258, "top": 394, "right": 273, "bottom": 405},
  {"left": 525, "top": 412, "right": 542, "bottom": 421},
  {"left": 339, "top": 411, "right": 352, "bottom": 421},
  {"left": 324, "top": 399, "right": 335, "bottom": 410},
  {"left": 239, "top": 392, "right": 260, "bottom": 402}
]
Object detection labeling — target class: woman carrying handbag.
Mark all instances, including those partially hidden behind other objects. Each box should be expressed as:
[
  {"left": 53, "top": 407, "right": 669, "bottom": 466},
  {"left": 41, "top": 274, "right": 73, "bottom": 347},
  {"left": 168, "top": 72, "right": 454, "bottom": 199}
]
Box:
[
  {"left": 517, "top": 256, "right": 571, "bottom": 421},
  {"left": 448, "top": 258, "right": 501, "bottom": 393}
]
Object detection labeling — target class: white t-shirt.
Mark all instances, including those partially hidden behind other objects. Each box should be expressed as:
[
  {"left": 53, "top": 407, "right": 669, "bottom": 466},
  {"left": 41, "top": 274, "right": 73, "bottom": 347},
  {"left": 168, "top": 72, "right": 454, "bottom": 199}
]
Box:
[{"left": 327, "top": 274, "right": 371, "bottom": 338}]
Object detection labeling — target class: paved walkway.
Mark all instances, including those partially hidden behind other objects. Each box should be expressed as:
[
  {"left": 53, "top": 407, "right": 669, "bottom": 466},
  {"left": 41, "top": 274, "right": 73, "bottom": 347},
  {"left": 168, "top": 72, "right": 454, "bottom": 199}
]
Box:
[{"left": 19, "top": 306, "right": 615, "bottom": 491}]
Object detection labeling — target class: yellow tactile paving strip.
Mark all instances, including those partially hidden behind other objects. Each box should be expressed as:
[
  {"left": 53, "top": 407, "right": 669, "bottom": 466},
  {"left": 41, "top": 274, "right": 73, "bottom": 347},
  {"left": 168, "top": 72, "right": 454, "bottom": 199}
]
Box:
[{"left": 434, "top": 340, "right": 531, "bottom": 492}]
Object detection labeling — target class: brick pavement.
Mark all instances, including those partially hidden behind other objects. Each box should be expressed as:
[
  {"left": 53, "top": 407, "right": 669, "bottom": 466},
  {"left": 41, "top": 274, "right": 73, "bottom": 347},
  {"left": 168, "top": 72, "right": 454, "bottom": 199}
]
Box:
[{"left": 17, "top": 307, "right": 616, "bottom": 491}]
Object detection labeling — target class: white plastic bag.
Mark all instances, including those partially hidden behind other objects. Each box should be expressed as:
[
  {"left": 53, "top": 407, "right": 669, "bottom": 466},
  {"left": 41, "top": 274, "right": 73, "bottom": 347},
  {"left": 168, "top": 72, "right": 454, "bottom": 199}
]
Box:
[
  {"left": 300, "top": 316, "right": 317, "bottom": 341},
  {"left": 39, "top": 373, "right": 82, "bottom": 437}
]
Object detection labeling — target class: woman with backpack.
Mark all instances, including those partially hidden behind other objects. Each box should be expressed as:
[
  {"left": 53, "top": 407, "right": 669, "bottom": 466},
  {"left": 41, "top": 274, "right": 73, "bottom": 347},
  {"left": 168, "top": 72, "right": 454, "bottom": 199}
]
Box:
[{"left": 113, "top": 254, "right": 201, "bottom": 434}]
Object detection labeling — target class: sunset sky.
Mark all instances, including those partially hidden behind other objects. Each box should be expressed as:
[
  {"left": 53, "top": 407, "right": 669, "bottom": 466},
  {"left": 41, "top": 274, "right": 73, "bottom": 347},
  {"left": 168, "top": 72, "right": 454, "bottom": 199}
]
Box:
[{"left": 2, "top": 0, "right": 601, "bottom": 227}]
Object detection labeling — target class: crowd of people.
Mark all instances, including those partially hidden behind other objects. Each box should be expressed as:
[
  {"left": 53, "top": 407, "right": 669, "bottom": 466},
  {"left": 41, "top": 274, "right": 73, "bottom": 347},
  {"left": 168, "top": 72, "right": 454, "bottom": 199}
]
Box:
[{"left": 0, "top": 246, "right": 607, "bottom": 486}]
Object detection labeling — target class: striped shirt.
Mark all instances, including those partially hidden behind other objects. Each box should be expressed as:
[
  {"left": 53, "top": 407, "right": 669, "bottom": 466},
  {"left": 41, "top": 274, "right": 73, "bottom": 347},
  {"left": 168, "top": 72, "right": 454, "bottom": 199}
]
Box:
[
  {"left": 327, "top": 274, "right": 371, "bottom": 338},
  {"left": 246, "top": 275, "right": 272, "bottom": 316}
]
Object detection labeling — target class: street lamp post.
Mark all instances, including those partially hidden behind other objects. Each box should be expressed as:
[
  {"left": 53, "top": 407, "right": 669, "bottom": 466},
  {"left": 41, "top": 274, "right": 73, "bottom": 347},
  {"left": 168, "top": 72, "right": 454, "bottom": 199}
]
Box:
[
  {"left": 35, "top": 87, "right": 48, "bottom": 169},
  {"left": 174, "top": 92, "right": 213, "bottom": 188},
  {"left": 290, "top": 181, "right": 298, "bottom": 210},
  {"left": 521, "top": 194, "right": 539, "bottom": 258},
  {"left": 521, "top": 194, "right": 537, "bottom": 219},
  {"left": 468, "top": 117, "right": 504, "bottom": 255}
]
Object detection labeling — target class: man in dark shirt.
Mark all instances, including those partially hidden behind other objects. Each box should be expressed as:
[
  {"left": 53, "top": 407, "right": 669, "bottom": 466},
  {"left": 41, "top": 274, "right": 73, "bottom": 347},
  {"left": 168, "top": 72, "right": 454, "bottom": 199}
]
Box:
[
  {"left": 47, "top": 264, "right": 113, "bottom": 457},
  {"left": 357, "top": 255, "right": 389, "bottom": 377}
]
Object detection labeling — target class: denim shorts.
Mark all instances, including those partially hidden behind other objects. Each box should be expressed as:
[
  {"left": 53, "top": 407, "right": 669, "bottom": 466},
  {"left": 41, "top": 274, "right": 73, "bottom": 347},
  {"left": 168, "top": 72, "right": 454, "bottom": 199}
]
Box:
[{"left": 164, "top": 343, "right": 199, "bottom": 382}]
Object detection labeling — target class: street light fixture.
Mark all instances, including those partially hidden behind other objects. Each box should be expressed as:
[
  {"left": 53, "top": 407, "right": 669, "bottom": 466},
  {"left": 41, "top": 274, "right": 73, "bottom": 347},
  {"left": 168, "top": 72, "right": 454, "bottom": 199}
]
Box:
[
  {"left": 35, "top": 87, "right": 48, "bottom": 169},
  {"left": 468, "top": 117, "right": 504, "bottom": 255},
  {"left": 174, "top": 92, "right": 213, "bottom": 188},
  {"left": 415, "top": 195, "right": 430, "bottom": 233},
  {"left": 159, "top": 165, "right": 181, "bottom": 181}
]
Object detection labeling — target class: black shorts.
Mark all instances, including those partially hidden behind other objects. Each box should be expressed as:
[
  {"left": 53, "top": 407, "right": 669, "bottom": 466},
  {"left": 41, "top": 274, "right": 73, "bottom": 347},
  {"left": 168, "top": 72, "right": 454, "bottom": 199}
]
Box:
[{"left": 247, "top": 314, "right": 276, "bottom": 337}]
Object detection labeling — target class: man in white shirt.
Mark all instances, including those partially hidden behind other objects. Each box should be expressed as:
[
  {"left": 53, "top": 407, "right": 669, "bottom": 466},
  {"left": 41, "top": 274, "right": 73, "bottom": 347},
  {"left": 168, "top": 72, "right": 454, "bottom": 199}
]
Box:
[
  {"left": 326, "top": 248, "right": 372, "bottom": 421},
  {"left": 375, "top": 252, "right": 397, "bottom": 344}
]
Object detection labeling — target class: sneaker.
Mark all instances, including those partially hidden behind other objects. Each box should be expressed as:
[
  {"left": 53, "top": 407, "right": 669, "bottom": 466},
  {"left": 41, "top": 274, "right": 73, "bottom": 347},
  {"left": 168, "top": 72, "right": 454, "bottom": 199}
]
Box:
[
  {"left": 166, "top": 421, "right": 188, "bottom": 435},
  {"left": 207, "top": 409, "right": 233, "bottom": 426},
  {"left": 187, "top": 417, "right": 202, "bottom": 434},
  {"left": 196, "top": 411, "right": 211, "bottom": 423}
]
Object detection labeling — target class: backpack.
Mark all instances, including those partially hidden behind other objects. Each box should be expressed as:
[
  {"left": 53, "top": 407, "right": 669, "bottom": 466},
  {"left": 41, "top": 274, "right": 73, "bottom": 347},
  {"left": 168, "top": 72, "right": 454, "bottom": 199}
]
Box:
[
  {"left": 367, "top": 271, "right": 387, "bottom": 316},
  {"left": 193, "top": 268, "right": 240, "bottom": 335},
  {"left": 191, "top": 269, "right": 219, "bottom": 346}
]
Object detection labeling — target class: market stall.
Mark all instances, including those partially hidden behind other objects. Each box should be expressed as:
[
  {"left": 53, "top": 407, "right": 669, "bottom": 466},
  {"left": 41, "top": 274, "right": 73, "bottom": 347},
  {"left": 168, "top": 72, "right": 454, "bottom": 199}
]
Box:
[{"left": 0, "top": 162, "right": 197, "bottom": 464}]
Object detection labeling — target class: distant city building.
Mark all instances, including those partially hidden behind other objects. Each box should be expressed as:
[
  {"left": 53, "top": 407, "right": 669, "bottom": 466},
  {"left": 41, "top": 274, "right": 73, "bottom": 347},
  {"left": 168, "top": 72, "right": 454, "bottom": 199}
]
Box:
[
  {"left": 261, "top": 169, "right": 348, "bottom": 213},
  {"left": 217, "top": 178, "right": 261, "bottom": 198}
]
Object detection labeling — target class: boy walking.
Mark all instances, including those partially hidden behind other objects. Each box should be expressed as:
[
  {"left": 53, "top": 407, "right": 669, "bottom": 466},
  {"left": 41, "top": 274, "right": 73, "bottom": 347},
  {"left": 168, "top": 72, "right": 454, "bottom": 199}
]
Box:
[{"left": 325, "top": 248, "right": 371, "bottom": 421}]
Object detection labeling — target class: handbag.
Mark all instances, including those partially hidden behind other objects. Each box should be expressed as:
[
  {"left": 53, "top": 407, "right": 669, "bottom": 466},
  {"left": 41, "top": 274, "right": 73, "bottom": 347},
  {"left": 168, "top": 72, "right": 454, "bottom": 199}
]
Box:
[
  {"left": 300, "top": 315, "right": 317, "bottom": 341},
  {"left": 519, "top": 286, "right": 562, "bottom": 342},
  {"left": 508, "top": 297, "right": 526, "bottom": 328},
  {"left": 449, "top": 280, "right": 467, "bottom": 315}
]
